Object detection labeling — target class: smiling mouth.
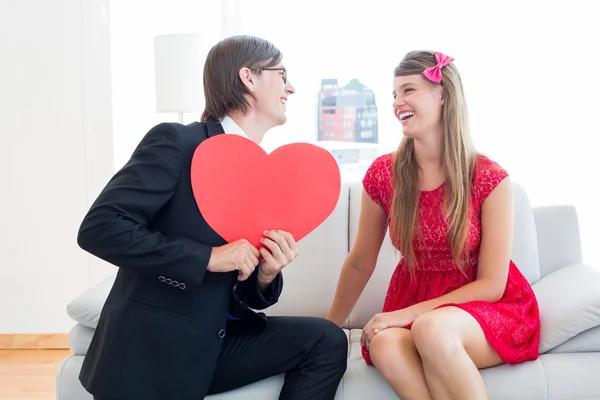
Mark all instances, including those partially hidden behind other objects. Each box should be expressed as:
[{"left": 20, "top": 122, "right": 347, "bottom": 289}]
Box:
[
  {"left": 398, "top": 111, "right": 414, "bottom": 123},
  {"left": 399, "top": 111, "right": 414, "bottom": 120},
  {"left": 280, "top": 97, "right": 287, "bottom": 105}
]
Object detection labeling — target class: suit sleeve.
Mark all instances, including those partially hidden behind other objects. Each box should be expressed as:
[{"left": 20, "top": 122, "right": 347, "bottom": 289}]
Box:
[
  {"left": 234, "top": 270, "right": 283, "bottom": 310},
  {"left": 77, "top": 123, "right": 211, "bottom": 288}
]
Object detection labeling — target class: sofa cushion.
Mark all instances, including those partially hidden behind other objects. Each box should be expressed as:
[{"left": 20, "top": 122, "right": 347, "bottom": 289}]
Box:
[
  {"left": 68, "top": 323, "right": 95, "bottom": 355},
  {"left": 533, "top": 205, "right": 583, "bottom": 278},
  {"left": 540, "top": 353, "right": 600, "bottom": 399},
  {"left": 347, "top": 329, "right": 549, "bottom": 400},
  {"left": 56, "top": 356, "right": 93, "bottom": 400},
  {"left": 510, "top": 182, "right": 541, "bottom": 284},
  {"left": 66, "top": 274, "right": 115, "bottom": 328},
  {"left": 206, "top": 375, "right": 285, "bottom": 399},
  {"left": 532, "top": 263, "right": 600, "bottom": 353},
  {"left": 548, "top": 325, "right": 600, "bottom": 354}
]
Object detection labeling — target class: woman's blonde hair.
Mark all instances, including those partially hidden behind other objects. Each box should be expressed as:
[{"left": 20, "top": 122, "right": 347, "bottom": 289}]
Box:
[{"left": 390, "top": 51, "right": 477, "bottom": 275}]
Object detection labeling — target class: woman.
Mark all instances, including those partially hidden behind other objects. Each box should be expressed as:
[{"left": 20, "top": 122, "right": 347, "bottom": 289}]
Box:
[{"left": 327, "top": 51, "right": 540, "bottom": 400}]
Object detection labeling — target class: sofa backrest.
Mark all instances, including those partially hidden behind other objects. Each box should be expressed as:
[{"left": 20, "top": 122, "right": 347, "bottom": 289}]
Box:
[
  {"left": 269, "top": 179, "right": 571, "bottom": 330},
  {"left": 510, "top": 182, "right": 541, "bottom": 283},
  {"left": 263, "top": 182, "right": 351, "bottom": 322},
  {"left": 69, "top": 179, "right": 584, "bottom": 334},
  {"left": 533, "top": 205, "right": 582, "bottom": 277}
]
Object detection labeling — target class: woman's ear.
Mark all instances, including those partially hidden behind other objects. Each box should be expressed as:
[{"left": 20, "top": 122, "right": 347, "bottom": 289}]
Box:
[{"left": 239, "top": 67, "right": 255, "bottom": 92}]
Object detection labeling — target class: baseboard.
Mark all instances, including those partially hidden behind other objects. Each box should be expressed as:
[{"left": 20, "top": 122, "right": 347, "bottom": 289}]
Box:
[{"left": 0, "top": 334, "right": 69, "bottom": 349}]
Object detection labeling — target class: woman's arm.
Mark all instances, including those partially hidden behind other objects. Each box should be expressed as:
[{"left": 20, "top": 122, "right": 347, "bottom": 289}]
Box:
[
  {"left": 327, "top": 189, "right": 388, "bottom": 326},
  {"left": 410, "top": 178, "right": 514, "bottom": 317}
]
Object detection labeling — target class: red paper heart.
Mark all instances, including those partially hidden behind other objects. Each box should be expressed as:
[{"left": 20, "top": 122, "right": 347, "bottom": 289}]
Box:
[{"left": 191, "top": 134, "right": 341, "bottom": 249}]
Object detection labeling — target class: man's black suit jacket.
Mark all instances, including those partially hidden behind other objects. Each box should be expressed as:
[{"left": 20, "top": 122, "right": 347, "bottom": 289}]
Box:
[{"left": 77, "top": 120, "right": 283, "bottom": 399}]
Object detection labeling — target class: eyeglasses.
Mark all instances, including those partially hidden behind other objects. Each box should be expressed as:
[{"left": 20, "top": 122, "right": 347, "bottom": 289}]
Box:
[{"left": 255, "top": 67, "right": 287, "bottom": 84}]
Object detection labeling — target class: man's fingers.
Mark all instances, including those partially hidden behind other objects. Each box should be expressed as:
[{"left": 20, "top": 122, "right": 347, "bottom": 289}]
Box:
[
  {"left": 278, "top": 230, "right": 298, "bottom": 254},
  {"left": 263, "top": 231, "right": 290, "bottom": 254},
  {"left": 259, "top": 247, "right": 278, "bottom": 268},
  {"left": 247, "top": 242, "right": 260, "bottom": 258},
  {"left": 260, "top": 237, "right": 284, "bottom": 260},
  {"left": 246, "top": 248, "right": 259, "bottom": 266},
  {"left": 237, "top": 261, "right": 254, "bottom": 281},
  {"left": 244, "top": 257, "right": 256, "bottom": 278},
  {"left": 237, "top": 267, "right": 248, "bottom": 281}
]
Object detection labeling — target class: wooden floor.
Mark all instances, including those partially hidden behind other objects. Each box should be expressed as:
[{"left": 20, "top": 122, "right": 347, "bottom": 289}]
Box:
[{"left": 0, "top": 349, "right": 71, "bottom": 400}]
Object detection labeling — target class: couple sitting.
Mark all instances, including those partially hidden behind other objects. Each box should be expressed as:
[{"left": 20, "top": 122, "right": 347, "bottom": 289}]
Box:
[{"left": 76, "top": 35, "right": 540, "bottom": 400}]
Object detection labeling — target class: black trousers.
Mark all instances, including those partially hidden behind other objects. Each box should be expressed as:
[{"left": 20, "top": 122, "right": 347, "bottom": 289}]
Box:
[
  {"left": 95, "top": 316, "right": 348, "bottom": 400},
  {"left": 208, "top": 316, "right": 348, "bottom": 399}
]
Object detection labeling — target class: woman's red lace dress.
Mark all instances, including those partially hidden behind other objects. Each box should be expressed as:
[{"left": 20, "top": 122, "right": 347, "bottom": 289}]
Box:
[{"left": 361, "top": 153, "right": 540, "bottom": 366}]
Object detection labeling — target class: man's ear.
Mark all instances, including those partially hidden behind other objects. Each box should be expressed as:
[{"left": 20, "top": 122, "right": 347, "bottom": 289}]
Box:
[{"left": 239, "top": 67, "right": 256, "bottom": 92}]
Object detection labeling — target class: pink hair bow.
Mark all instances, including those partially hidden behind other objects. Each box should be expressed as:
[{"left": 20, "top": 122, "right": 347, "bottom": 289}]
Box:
[{"left": 422, "top": 52, "right": 454, "bottom": 83}]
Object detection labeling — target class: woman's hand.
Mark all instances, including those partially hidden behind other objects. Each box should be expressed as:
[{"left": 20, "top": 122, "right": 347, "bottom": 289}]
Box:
[{"left": 361, "top": 308, "right": 418, "bottom": 348}]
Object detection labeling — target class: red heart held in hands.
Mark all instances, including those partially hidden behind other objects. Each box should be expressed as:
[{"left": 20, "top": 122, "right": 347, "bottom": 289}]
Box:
[{"left": 191, "top": 134, "right": 341, "bottom": 249}]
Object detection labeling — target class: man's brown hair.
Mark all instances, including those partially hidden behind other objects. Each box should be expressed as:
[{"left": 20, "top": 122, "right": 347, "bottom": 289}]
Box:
[{"left": 200, "top": 35, "right": 282, "bottom": 122}]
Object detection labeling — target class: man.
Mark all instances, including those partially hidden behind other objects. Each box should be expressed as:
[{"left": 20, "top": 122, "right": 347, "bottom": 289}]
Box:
[{"left": 77, "top": 35, "right": 348, "bottom": 400}]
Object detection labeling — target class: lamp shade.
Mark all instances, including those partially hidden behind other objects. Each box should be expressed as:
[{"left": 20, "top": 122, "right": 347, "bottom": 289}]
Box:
[{"left": 154, "top": 34, "right": 203, "bottom": 113}]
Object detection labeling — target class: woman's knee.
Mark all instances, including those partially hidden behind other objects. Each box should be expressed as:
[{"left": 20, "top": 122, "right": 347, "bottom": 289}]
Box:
[
  {"left": 369, "top": 328, "right": 414, "bottom": 367},
  {"left": 412, "top": 309, "right": 462, "bottom": 361}
]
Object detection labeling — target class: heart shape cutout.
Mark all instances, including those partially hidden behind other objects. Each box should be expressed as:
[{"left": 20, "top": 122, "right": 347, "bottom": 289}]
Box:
[{"left": 191, "top": 134, "right": 341, "bottom": 249}]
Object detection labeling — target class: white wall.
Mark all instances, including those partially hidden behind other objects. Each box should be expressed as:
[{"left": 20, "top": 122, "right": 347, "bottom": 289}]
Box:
[
  {"left": 110, "top": 0, "right": 226, "bottom": 171},
  {"left": 0, "top": 0, "right": 115, "bottom": 333},
  {"left": 0, "top": 0, "right": 242, "bottom": 334},
  {"left": 451, "top": 0, "right": 600, "bottom": 269}
]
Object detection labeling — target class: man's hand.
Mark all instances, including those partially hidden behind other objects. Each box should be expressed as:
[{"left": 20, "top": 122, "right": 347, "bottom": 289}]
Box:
[
  {"left": 256, "top": 230, "right": 299, "bottom": 290},
  {"left": 207, "top": 239, "right": 260, "bottom": 281}
]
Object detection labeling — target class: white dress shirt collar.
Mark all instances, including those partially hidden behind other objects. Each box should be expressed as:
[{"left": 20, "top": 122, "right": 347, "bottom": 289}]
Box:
[{"left": 220, "top": 115, "right": 248, "bottom": 139}]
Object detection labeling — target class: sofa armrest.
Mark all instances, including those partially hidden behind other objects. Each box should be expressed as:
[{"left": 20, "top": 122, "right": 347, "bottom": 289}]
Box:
[
  {"left": 66, "top": 274, "right": 115, "bottom": 329},
  {"left": 533, "top": 205, "right": 582, "bottom": 278},
  {"left": 532, "top": 263, "right": 600, "bottom": 353}
]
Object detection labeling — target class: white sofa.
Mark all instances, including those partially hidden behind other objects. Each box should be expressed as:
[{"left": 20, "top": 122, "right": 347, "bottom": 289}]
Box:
[{"left": 57, "top": 180, "right": 600, "bottom": 399}]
